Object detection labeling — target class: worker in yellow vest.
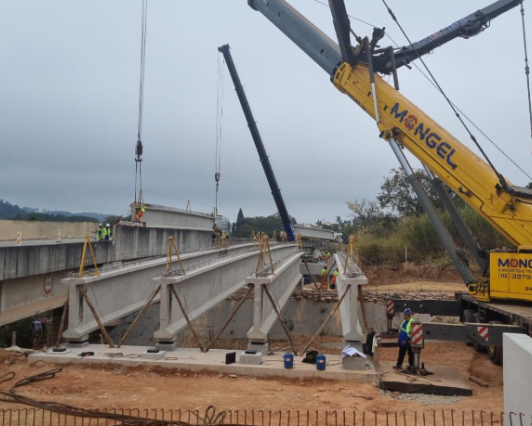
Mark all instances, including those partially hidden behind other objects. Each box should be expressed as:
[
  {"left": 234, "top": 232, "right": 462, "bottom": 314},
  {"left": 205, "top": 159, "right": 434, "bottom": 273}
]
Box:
[
  {"left": 136, "top": 205, "right": 146, "bottom": 222},
  {"left": 96, "top": 224, "right": 105, "bottom": 241},
  {"left": 330, "top": 268, "right": 339, "bottom": 290},
  {"left": 105, "top": 224, "right": 112, "bottom": 241},
  {"left": 320, "top": 266, "right": 328, "bottom": 290},
  {"left": 394, "top": 308, "right": 414, "bottom": 371}
]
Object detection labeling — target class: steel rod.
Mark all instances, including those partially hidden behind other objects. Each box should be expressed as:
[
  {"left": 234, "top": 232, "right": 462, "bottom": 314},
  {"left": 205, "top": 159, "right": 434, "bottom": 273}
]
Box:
[
  {"left": 263, "top": 284, "right": 298, "bottom": 355},
  {"left": 204, "top": 285, "right": 254, "bottom": 352},
  {"left": 170, "top": 285, "right": 205, "bottom": 352},
  {"left": 54, "top": 298, "right": 69, "bottom": 347},
  {"left": 301, "top": 284, "right": 351, "bottom": 354},
  {"left": 117, "top": 285, "right": 161, "bottom": 348},
  {"left": 78, "top": 286, "right": 115, "bottom": 348}
]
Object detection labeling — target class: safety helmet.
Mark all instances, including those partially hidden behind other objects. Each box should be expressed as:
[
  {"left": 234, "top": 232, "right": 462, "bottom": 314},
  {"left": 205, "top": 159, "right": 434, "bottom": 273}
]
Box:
[
  {"left": 106, "top": 223, "right": 110, "bottom": 227},
  {"left": 404, "top": 308, "right": 412, "bottom": 315},
  {"left": 99, "top": 223, "right": 102, "bottom": 227}
]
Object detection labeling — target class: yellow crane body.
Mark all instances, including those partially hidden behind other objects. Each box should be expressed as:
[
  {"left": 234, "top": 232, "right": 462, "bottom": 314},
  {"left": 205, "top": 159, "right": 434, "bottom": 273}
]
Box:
[{"left": 333, "top": 62, "right": 532, "bottom": 302}]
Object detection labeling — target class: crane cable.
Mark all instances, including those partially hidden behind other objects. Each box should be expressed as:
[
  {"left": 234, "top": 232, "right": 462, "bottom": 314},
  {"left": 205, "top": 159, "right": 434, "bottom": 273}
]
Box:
[
  {"left": 520, "top": 1, "right": 532, "bottom": 153},
  {"left": 135, "top": 0, "right": 148, "bottom": 204},
  {"left": 214, "top": 52, "right": 225, "bottom": 216},
  {"left": 380, "top": 0, "right": 511, "bottom": 191}
]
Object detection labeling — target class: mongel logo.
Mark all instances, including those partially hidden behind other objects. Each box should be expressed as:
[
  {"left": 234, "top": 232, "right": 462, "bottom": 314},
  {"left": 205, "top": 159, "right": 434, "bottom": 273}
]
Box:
[
  {"left": 390, "top": 103, "right": 457, "bottom": 170},
  {"left": 498, "top": 258, "right": 532, "bottom": 268}
]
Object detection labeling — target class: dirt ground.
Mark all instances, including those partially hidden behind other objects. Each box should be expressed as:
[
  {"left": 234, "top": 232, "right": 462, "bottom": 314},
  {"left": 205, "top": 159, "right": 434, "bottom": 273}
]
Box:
[{"left": 0, "top": 340, "right": 502, "bottom": 413}]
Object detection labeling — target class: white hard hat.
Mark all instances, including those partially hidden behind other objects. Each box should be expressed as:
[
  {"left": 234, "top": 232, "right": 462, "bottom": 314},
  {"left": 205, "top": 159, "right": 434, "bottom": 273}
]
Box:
[
  {"left": 106, "top": 223, "right": 110, "bottom": 227},
  {"left": 99, "top": 223, "right": 102, "bottom": 226}
]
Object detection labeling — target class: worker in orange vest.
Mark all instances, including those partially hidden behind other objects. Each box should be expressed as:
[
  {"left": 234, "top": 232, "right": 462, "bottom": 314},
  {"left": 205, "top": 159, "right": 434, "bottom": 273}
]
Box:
[{"left": 136, "top": 205, "right": 146, "bottom": 222}]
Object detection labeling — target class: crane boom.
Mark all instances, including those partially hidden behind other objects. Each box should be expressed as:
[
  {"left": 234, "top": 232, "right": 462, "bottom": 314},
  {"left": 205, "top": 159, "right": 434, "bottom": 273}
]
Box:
[
  {"left": 372, "top": 0, "right": 523, "bottom": 74},
  {"left": 248, "top": 0, "right": 532, "bottom": 249},
  {"left": 218, "top": 44, "right": 296, "bottom": 241}
]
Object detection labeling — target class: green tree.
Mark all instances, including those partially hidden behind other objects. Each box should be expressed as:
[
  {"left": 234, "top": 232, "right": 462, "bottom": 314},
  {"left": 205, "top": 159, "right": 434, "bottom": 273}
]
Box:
[
  {"left": 377, "top": 168, "right": 443, "bottom": 216},
  {"left": 236, "top": 208, "right": 245, "bottom": 230}
]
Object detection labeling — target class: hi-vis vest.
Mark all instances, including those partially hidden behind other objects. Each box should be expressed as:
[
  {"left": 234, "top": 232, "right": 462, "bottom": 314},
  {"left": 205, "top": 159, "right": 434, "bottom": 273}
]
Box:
[{"left": 398, "top": 318, "right": 413, "bottom": 344}]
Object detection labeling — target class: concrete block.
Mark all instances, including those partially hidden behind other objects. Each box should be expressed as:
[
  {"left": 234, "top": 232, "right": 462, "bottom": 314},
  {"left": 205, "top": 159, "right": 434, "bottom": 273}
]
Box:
[
  {"left": 67, "top": 340, "right": 89, "bottom": 348},
  {"left": 47, "top": 349, "right": 73, "bottom": 356},
  {"left": 142, "top": 349, "right": 166, "bottom": 360},
  {"left": 248, "top": 342, "right": 269, "bottom": 355},
  {"left": 157, "top": 341, "right": 177, "bottom": 351},
  {"left": 239, "top": 351, "right": 263, "bottom": 365},
  {"left": 342, "top": 355, "right": 367, "bottom": 370},
  {"left": 504, "top": 333, "right": 532, "bottom": 420}
]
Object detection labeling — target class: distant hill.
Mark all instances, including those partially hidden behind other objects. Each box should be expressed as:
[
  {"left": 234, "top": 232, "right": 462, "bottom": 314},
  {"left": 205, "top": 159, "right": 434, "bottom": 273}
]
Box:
[{"left": 0, "top": 199, "right": 108, "bottom": 223}]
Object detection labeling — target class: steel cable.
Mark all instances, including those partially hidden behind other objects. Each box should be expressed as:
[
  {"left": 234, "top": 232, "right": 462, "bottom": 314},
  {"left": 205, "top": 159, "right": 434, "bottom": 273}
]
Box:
[{"left": 520, "top": 1, "right": 532, "bottom": 152}]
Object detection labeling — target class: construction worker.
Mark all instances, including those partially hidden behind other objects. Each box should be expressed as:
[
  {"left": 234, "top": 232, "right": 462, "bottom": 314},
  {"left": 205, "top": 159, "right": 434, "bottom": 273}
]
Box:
[
  {"left": 96, "top": 224, "right": 105, "bottom": 241},
  {"left": 330, "top": 268, "right": 339, "bottom": 290},
  {"left": 105, "top": 224, "right": 112, "bottom": 241},
  {"left": 326, "top": 251, "right": 331, "bottom": 265},
  {"left": 29, "top": 318, "right": 46, "bottom": 349},
  {"left": 394, "top": 308, "right": 414, "bottom": 372},
  {"left": 136, "top": 205, "right": 146, "bottom": 222},
  {"left": 320, "top": 266, "right": 328, "bottom": 290}
]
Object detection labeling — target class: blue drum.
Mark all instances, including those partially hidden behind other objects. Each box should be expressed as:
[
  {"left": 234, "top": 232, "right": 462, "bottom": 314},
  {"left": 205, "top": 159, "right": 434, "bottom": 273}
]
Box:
[
  {"left": 284, "top": 353, "right": 294, "bottom": 369},
  {"left": 316, "top": 354, "right": 326, "bottom": 371}
]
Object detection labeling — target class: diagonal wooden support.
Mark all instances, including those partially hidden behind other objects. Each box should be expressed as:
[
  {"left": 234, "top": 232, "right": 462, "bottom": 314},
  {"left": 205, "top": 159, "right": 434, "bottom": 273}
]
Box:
[
  {"left": 302, "top": 258, "right": 320, "bottom": 291},
  {"left": 54, "top": 297, "right": 69, "bottom": 347},
  {"left": 204, "top": 285, "right": 254, "bottom": 352},
  {"left": 263, "top": 284, "right": 298, "bottom": 355},
  {"left": 79, "top": 236, "right": 100, "bottom": 278},
  {"left": 78, "top": 285, "right": 115, "bottom": 348},
  {"left": 301, "top": 284, "right": 351, "bottom": 354},
  {"left": 167, "top": 236, "right": 186, "bottom": 274},
  {"left": 169, "top": 284, "right": 205, "bottom": 352},
  {"left": 117, "top": 285, "right": 161, "bottom": 348}
]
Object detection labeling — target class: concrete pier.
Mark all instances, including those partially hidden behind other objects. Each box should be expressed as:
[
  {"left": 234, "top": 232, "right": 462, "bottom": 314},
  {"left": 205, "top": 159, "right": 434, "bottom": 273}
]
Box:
[{"left": 246, "top": 251, "right": 303, "bottom": 351}]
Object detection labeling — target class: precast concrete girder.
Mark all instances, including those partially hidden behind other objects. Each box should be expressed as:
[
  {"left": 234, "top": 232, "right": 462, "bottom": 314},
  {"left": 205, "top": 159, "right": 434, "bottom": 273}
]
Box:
[
  {"left": 334, "top": 253, "right": 368, "bottom": 343},
  {"left": 61, "top": 243, "right": 268, "bottom": 342},
  {"left": 153, "top": 245, "right": 299, "bottom": 346},
  {"left": 247, "top": 251, "right": 304, "bottom": 346}
]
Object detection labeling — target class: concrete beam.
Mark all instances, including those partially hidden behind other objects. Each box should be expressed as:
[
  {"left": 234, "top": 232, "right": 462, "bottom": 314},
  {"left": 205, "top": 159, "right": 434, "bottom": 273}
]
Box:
[
  {"left": 153, "top": 245, "right": 299, "bottom": 346},
  {"left": 0, "top": 270, "right": 70, "bottom": 326},
  {"left": 61, "top": 243, "right": 269, "bottom": 342},
  {"left": 334, "top": 253, "right": 368, "bottom": 343},
  {"left": 130, "top": 203, "right": 214, "bottom": 231},
  {"left": 294, "top": 225, "right": 337, "bottom": 241},
  {"left": 0, "top": 227, "right": 211, "bottom": 282},
  {"left": 247, "top": 252, "right": 303, "bottom": 345}
]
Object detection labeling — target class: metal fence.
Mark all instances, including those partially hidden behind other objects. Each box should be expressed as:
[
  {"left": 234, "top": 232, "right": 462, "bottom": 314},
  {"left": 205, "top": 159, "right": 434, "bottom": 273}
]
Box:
[{"left": 0, "top": 409, "right": 524, "bottom": 426}]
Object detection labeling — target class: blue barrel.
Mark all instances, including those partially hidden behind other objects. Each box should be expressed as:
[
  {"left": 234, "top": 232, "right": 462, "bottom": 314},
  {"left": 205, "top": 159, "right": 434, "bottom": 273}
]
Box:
[
  {"left": 316, "top": 354, "right": 326, "bottom": 371},
  {"left": 284, "top": 353, "right": 294, "bottom": 369}
]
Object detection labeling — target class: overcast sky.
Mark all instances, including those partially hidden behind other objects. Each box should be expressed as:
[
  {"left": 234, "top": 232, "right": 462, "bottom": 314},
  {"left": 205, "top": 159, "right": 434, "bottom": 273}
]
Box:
[{"left": 1, "top": 0, "right": 531, "bottom": 224}]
